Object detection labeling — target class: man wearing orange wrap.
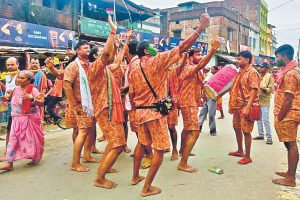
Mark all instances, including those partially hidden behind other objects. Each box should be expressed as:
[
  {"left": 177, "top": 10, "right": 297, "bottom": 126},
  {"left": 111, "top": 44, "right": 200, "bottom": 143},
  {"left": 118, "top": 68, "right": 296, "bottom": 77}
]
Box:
[
  {"left": 272, "top": 44, "right": 300, "bottom": 187},
  {"left": 64, "top": 40, "right": 101, "bottom": 173},
  {"left": 129, "top": 13, "right": 211, "bottom": 197},
  {"left": 167, "top": 53, "right": 188, "bottom": 161},
  {"left": 88, "top": 16, "right": 129, "bottom": 189},
  {"left": 178, "top": 40, "right": 220, "bottom": 173},
  {"left": 228, "top": 51, "right": 260, "bottom": 165}
]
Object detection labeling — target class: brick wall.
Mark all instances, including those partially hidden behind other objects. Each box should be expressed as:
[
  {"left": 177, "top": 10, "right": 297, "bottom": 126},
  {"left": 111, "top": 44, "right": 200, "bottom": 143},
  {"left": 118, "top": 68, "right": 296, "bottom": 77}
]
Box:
[{"left": 0, "top": 0, "right": 78, "bottom": 31}]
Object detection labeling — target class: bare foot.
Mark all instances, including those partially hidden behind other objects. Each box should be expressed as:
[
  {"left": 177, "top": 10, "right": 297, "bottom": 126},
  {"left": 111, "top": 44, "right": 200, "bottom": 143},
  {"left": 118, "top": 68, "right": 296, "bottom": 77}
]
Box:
[
  {"left": 275, "top": 171, "right": 287, "bottom": 177},
  {"left": 171, "top": 150, "right": 179, "bottom": 161},
  {"left": 97, "top": 136, "right": 106, "bottom": 142},
  {"left": 0, "top": 155, "right": 5, "bottom": 162},
  {"left": 91, "top": 147, "right": 104, "bottom": 154},
  {"left": 71, "top": 163, "right": 90, "bottom": 172},
  {"left": 140, "top": 186, "right": 162, "bottom": 197},
  {"left": 107, "top": 168, "right": 118, "bottom": 173},
  {"left": 123, "top": 145, "right": 131, "bottom": 153},
  {"left": 27, "top": 160, "right": 40, "bottom": 165},
  {"left": 272, "top": 177, "right": 296, "bottom": 187},
  {"left": 93, "top": 178, "right": 117, "bottom": 189},
  {"left": 82, "top": 157, "right": 101, "bottom": 163},
  {"left": 131, "top": 175, "right": 145, "bottom": 185},
  {"left": 141, "top": 158, "right": 152, "bottom": 169},
  {"left": 217, "top": 116, "right": 224, "bottom": 119},
  {"left": 177, "top": 163, "right": 198, "bottom": 173},
  {"left": 0, "top": 163, "right": 13, "bottom": 171}
]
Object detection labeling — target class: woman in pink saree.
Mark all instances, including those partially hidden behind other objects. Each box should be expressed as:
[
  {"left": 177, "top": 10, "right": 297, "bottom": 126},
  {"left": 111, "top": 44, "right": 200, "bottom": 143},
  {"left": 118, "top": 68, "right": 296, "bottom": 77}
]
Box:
[{"left": 0, "top": 70, "right": 44, "bottom": 171}]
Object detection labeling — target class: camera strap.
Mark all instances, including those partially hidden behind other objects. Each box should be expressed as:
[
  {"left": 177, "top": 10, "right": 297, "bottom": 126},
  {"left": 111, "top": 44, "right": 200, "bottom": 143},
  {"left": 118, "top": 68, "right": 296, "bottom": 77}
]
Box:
[
  {"left": 136, "top": 61, "right": 158, "bottom": 110},
  {"left": 139, "top": 61, "right": 158, "bottom": 99}
]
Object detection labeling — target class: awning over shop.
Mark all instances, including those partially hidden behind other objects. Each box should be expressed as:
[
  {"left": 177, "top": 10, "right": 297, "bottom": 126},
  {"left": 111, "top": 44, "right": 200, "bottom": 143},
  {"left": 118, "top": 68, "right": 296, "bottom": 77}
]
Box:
[
  {"left": 0, "top": 46, "right": 69, "bottom": 58},
  {"left": 84, "top": 0, "right": 155, "bottom": 22}
]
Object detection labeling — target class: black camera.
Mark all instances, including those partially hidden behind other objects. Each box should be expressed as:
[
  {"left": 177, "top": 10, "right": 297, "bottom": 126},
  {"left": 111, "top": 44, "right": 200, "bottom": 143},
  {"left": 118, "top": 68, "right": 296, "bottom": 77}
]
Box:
[{"left": 153, "top": 96, "right": 174, "bottom": 115}]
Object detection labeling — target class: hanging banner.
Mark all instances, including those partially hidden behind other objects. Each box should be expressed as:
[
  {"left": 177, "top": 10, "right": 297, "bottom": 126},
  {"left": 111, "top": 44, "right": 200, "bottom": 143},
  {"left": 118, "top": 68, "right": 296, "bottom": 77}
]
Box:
[{"left": 0, "top": 17, "right": 75, "bottom": 48}]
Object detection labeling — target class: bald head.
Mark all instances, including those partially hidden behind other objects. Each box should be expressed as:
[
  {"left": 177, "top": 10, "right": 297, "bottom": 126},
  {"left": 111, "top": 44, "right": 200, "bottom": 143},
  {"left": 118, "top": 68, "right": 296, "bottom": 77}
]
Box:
[{"left": 6, "top": 57, "right": 19, "bottom": 72}]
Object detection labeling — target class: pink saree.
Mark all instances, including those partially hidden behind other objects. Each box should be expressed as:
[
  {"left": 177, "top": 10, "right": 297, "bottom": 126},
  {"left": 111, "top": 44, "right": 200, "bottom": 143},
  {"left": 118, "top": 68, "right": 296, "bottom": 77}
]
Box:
[{"left": 5, "top": 86, "right": 44, "bottom": 162}]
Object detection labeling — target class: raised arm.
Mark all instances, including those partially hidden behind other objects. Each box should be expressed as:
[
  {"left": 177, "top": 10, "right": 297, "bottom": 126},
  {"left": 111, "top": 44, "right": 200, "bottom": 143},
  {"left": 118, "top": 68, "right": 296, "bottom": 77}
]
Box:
[
  {"left": 99, "top": 15, "right": 117, "bottom": 66},
  {"left": 178, "top": 14, "right": 210, "bottom": 54},
  {"left": 174, "top": 52, "right": 188, "bottom": 76},
  {"left": 190, "top": 38, "right": 221, "bottom": 74},
  {"left": 44, "top": 57, "right": 64, "bottom": 80},
  {"left": 109, "top": 29, "right": 133, "bottom": 72}
]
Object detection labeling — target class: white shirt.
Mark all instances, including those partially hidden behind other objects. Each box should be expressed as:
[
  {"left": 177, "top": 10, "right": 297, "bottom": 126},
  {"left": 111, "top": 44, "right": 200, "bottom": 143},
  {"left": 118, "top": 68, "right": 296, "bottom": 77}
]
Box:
[{"left": 5, "top": 74, "right": 17, "bottom": 94}]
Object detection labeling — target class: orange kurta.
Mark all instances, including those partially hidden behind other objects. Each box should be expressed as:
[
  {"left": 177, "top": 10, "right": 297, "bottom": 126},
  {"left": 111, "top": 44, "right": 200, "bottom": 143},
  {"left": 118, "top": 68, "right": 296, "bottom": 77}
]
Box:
[
  {"left": 274, "top": 69, "right": 300, "bottom": 142},
  {"left": 111, "top": 64, "right": 125, "bottom": 89},
  {"left": 88, "top": 58, "right": 126, "bottom": 147},
  {"left": 178, "top": 63, "right": 204, "bottom": 131},
  {"left": 129, "top": 47, "right": 181, "bottom": 124},
  {"left": 129, "top": 47, "right": 181, "bottom": 150},
  {"left": 229, "top": 65, "right": 260, "bottom": 110},
  {"left": 230, "top": 65, "right": 260, "bottom": 133},
  {"left": 167, "top": 65, "right": 181, "bottom": 126},
  {"left": 49, "top": 78, "right": 63, "bottom": 97},
  {"left": 178, "top": 64, "right": 203, "bottom": 108},
  {"left": 63, "top": 60, "right": 94, "bottom": 128},
  {"left": 86, "top": 59, "right": 108, "bottom": 118}
]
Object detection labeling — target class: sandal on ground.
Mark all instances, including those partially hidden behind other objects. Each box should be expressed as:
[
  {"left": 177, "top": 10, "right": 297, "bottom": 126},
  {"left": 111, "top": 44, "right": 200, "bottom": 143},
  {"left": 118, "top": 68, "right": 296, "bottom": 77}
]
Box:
[
  {"left": 228, "top": 151, "right": 244, "bottom": 157},
  {"left": 238, "top": 157, "right": 252, "bottom": 165}
]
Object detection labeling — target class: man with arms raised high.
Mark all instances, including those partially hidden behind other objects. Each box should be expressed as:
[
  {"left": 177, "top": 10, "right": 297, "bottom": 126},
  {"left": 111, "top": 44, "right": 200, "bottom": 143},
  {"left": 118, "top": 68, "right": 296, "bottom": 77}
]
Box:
[{"left": 129, "top": 13, "right": 211, "bottom": 197}]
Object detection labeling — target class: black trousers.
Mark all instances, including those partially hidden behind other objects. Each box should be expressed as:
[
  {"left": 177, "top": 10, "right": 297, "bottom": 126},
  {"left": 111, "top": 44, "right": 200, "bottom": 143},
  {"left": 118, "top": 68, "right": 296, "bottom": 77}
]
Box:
[{"left": 45, "top": 96, "right": 61, "bottom": 122}]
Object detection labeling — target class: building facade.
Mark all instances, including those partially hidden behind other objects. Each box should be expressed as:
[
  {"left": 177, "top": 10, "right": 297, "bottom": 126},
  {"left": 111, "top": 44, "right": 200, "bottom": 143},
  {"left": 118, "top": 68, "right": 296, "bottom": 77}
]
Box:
[
  {"left": 249, "top": 23, "right": 260, "bottom": 57},
  {"left": 259, "top": 0, "right": 268, "bottom": 55},
  {"left": 162, "top": 1, "right": 250, "bottom": 55},
  {"left": 266, "top": 24, "right": 277, "bottom": 57}
]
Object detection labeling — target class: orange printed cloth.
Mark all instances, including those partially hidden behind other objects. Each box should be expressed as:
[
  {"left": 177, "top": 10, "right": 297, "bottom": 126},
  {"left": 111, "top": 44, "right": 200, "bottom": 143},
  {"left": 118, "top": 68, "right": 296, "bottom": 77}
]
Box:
[
  {"left": 40, "top": 74, "right": 48, "bottom": 93},
  {"left": 229, "top": 65, "right": 260, "bottom": 111},
  {"left": 129, "top": 47, "right": 181, "bottom": 124},
  {"left": 49, "top": 78, "right": 63, "bottom": 97},
  {"left": 136, "top": 117, "right": 170, "bottom": 150},
  {"left": 65, "top": 103, "right": 94, "bottom": 129},
  {"left": 96, "top": 108, "right": 126, "bottom": 148},
  {"left": 87, "top": 59, "right": 109, "bottom": 117},
  {"left": 111, "top": 64, "right": 125, "bottom": 89},
  {"left": 217, "top": 97, "right": 223, "bottom": 110},
  {"left": 179, "top": 63, "right": 204, "bottom": 108},
  {"left": 232, "top": 109, "right": 255, "bottom": 133},
  {"left": 128, "top": 111, "right": 138, "bottom": 133},
  {"left": 168, "top": 65, "right": 181, "bottom": 107},
  {"left": 107, "top": 69, "right": 124, "bottom": 123},
  {"left": 167, "top": 107, "right": 179, "bottom": 126},
  {"left": 181, "top": 106, "right": 200, "bottom": 131},
  {"left": 275, "top": 118, "right": 299, "bottom": 142},
  {"left": 65, "top": 103, "right": 77, "bottom": 128},
  {"left": 64, "top": 60, "right": 90, "bottom": 104},
  {"left": 274, "top": 66, "right": 300, "bottom": 121}
]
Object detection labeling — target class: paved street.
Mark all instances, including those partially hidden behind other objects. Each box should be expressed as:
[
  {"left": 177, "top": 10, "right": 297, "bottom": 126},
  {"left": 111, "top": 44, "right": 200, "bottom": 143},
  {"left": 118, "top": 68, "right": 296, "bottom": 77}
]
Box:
[{"left": 0, "top": 95, "right": 299, "bottom": 200}]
